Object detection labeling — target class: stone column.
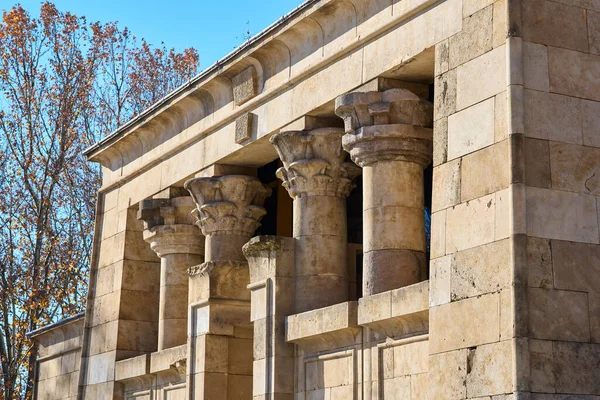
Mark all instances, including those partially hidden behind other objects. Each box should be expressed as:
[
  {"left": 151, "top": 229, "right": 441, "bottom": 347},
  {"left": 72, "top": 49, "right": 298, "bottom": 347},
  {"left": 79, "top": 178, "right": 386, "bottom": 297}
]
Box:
[
  {"left": 270, "top": 128, "right": 360, "bottom": 313},
  {"left": 138, "top": 195, "right": 205, "bottom": 351},
  {"left": 183, "top": 175, "right": 271, "bottom": 400},
  {"left": 335, "top": 88, "right": 433, "bottom": 296}
]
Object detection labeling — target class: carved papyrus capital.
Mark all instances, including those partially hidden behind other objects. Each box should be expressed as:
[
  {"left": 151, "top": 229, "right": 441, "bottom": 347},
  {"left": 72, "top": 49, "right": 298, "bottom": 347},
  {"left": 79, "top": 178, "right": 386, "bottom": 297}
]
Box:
[
  {"left": 270, "top": 128, "right": 361, "bottom": 198},
  {"left": 183, "top": 175, "right": 271, "bottom": 237},
  {"left": 335, "top": 89, "right": 433, "bottom": 167},
  {"left": 138, "top": 196, "right": 205, "bottom": 257}
]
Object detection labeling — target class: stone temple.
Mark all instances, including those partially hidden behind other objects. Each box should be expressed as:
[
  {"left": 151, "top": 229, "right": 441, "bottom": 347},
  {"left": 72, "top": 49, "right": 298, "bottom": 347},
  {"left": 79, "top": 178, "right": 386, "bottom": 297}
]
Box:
[{"left": 28, "top": 0, "right": 600, "bottom": 399}]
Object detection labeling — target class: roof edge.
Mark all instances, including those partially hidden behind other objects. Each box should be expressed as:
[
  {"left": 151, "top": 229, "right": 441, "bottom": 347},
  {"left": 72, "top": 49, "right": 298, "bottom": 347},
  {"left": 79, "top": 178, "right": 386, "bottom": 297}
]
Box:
[
  {"left": 83, "top": 0, "right": 320, "bottom": 158},
  {"left": 26, "top": 312, "right": 85, "bottom": 339}
]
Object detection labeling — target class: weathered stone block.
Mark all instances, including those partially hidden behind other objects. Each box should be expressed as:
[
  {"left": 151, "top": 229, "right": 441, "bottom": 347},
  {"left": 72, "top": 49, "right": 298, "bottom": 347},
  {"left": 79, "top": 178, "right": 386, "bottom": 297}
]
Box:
[
  {"left": 435, "top": 39, "right": 449, "bottom": 77},
  {"left": 522, "top": 0, "right": 589, "bottom": 52},
  {"left": 433, "top": 117, "right": 448, "bottom": 166},
  {"left": 523, "top": 41, "right": 549, "bottom": 92},
  {"left": 527, "top": 237, "right": 553, "bottom": 288},
  {"left": 432, "top": 158, "right": 461, "bottom": 212},
  {"left": 552, "top": 240, "right": 600, "bottom": 294},
  {"left": 583, "top": 99, "right": 600, "bottom": 148},
  {"left": 430, "top": 255, "right": 451, "bottom": 307},
  {"left": 524, "top": 138, "right": 551, "bottom": 188},
  {"left": 428, "top": 349, "right": 467, "bottom": 400},
  {"left": 446, "top": 193, "right": 496, "bottom": 253},
  {"left": 530, "top": 339, "right": 555, "bottom": 393},
  {"left": 554, "top": 342, "right": 600, "bottom": 394},
  {"left": 528, "top": 287, "right": 590, "bottom": 342},
  {"left": 430, "top": 209, "right": 446, "bottom": 259},
  {"left": 392, "top": 340, "right": 428, "bottom": 376},
  {"left": 460, "top": 140, "right": 509, "bottom": 202},
  {"left": 434, "top": 69, "right": 457, "bottom": 120},
  {"left": 430, "top": 293, "right": 500, "bottom": 353},
  {"left": 449, "top": 6, "right": 493, "bottom": 69},
  {"left": 590, "top": 9, "right": 600, "bottom": 55},
  {"left": 466, "top": 340, "right": 512, "bottom": 397},
  {"left": 494, "top": 91, "right": 508, "bottom": 142},
  {"left": 549, "top": 141, "right": 600, "bottom": 195},
  {"left": 549, "top": 47, "right": 600, "bottom": 102},
  {"left": 448, "top": 97, "right": 495, "bottom": 160},
  {"left": 526, "top": 187, "right": 600, "bottom": 244},
  {"left": 463, "top": 0, "right": 493, "bottom": 17},
  {"left": 456, "top": 45, "right": 506, "bottom": 110},
  {"left": 451, "top": 239, "right": 511, "bottom": 301},
  {"left": 524, "top": 89, "right": 582, "bottom": 144}
]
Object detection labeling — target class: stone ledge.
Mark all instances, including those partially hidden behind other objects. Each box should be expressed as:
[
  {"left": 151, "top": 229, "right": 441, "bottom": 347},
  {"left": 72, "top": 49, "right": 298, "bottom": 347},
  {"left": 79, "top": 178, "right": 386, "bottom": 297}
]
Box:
[
  {"left": 285, "top": 301, "right": 360, "bottom": 348},
  {"left": 358, "top": 280, "right": 429, "bottom": 337},
  {"left": 150, "top": 344, "right": 187, "bottom": 374},
  {"left": 115, "top": 353, "right": 150, "bottom": 382}
]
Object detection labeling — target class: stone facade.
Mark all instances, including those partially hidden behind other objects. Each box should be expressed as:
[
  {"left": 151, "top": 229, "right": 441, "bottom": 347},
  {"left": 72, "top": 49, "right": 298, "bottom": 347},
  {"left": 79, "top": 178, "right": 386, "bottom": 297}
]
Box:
[{"left": 30, "top": 0, "right": 600, "bottom": 399}]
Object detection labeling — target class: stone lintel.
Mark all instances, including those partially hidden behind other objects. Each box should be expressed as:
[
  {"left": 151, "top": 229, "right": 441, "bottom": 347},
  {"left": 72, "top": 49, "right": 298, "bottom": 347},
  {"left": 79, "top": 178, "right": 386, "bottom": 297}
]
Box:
[
  {"left": 357, "top": 280, "right": 429, "bottom": 338},
  {"left": 354, "top": 77, "right": 430, "bottom": 99},
  {"left": 270, "top": 128, "right": 361, "bottom": 198},
  {"left": 285, "top": 301, "right": 360, "bottom": 350},
  {"left": 195, "top": 164, "right": 257, "bottom": 179}
]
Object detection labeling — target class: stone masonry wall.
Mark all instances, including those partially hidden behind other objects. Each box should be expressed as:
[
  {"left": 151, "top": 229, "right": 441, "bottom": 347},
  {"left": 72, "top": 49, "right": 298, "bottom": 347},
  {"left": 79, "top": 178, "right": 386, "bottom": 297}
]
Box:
[
  {"left": 429, "top": 0, "right": 514, "bottom": 398},
  {"left": 513, "top": 0, "right": 600, "bottom": 397}
]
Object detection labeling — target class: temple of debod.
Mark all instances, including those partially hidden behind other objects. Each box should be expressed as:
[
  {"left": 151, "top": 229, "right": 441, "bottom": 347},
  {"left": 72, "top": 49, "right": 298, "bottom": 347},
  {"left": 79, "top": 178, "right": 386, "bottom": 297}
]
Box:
[{"left": 28, "top": 0, "right": 600, "bottom": 399}]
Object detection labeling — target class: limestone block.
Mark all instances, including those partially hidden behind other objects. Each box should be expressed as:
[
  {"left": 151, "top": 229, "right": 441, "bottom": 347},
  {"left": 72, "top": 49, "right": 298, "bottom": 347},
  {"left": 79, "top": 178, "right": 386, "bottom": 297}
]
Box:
[
  {"left": 590, "top": 293, "right": 600, "bottom": 343},
  {"left": 463, "top": 0, "right": 493, "bottom": 17},
  {"left": 449, "top": 6, "right": 493, "bottom": 69},
  {"left": 527, "top": 237, "right": 553, "bottom": 288},
  {"left": 548, "top": 47, "right": 600, "bottom": 102},
  {"left": 466, "top": 340, "right": 512, "bottom": 397},
  {"left": 583, "top": 99, "right": 600, "bottom": 148},
  {"left": 285, "top": 301, "right": 358, "bottom": 346},
  {"left": 553, "top": 341, "right": 600, "bottom": 394},
  {"left": 432, "top": 158, "right": 461, "bottom": 212},
  {"left": 117, "top": 320, "right": 158, "bottom": 353},
  {"left": 524, "top": 138, "right": 551, "bottom": 188},
  {"left": 447, "top": 97, "right": 495, "bottom": 160},
  {"left": 460, "top": 140, "right": 509, "bottom": 202},
  {"left": 430, "top": 210, "right": 446, "bottom": 259},
  {"left": 390, "top": 281, "right": 429, "bottom": 320},
  {"left": 524, "top": 89, "right": 582, "bottom": 144},
  {"left": 492, "top": 0, "right": 507, "bottom": 48},
  {"left": 434, "top": 69, "right": 456, "bottom": 120},
  {"left": 429, "top": 293, "right": 500, "bottom": 353},
  {"left": 590, "top": 10, "right": 600, "bottom": 55},
  {"left": 456, "top": 45, "right": 506, "bottom": 110},
  {"left": 357, "top": 290, "right": 391, "bottom": 325},
  {"left": 86, "top": 351, "right": 116, "bottom": 385},
  {"left": 433, "top": 118, "right": 448, "bottom": 166},
  {"left": 232, "top": 66, "right": 258, "bottom": 106},
  {"left": 235, "top": 112, "right": 254, "bottom": 144},
  {"left": 382, "top": 375, "right": 411, "bottom": 399},
  {"left": 90, "top": 291, "right": 120, "bottom": 326},
  {"left": 411, "top": 373, "right": 427, "bottom": 400},
  {"left": 428, "top": 349, "right": 467, "bottom": 400},
  {"left": 552, "top": 240, "right": 600, "bottom": 294},
  {"left": 528, "top": 287, "right": 590, "bottom": 342},
  {"left": 194, "top": 334, "right": 228, "bottom": 374},
  {"left": 550, "top": 141, "right": 600, "bottom": 195},
  {"left": 445, "top": 193, "right": 496, "bottom": 253},
  {"left": 114, "top": 354, "right": 149, "bottom": 381},
  {"left": 193, "top": 371, "right": 228, "bottom": 400},
  {"left": 435, "top": 39, "right": 449, "bottom": 77},
  {"left": 526, "top": 187, "right": 600, "bottom": 243},
  {"left": 119, "top": 289, "right": 159, "bottom": 322},
  {"left": 392, "top": 340, "right": 428, "bottom": 376},
  {"left": 293, "top": 196, "right": 347, "bottom": 237},
  {"left": 430, "top": 255, "right": 451, "bottom": 307},
  {"left": 522, "top": 0, "right": 588, "bottom": 52},
  {"left": 529, "top": 339, "right": 555, "bottom": 393},
  {"left": 523, "top": 42, "right": 549, "bottom": 92},
  {"left": 495, "top": 91, "right": 508, "bottom": 142},
  {"left": 228, "top": 337, "right": 253, "bottom": 375},
  {"left": 451, "top": 239, "right": 511, "bottom": 301}
]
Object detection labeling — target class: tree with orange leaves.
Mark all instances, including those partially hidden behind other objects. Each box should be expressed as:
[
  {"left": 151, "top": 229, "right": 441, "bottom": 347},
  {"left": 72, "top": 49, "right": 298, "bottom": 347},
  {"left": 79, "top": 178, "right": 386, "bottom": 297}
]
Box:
[{"left": 0, "top": 3, "right": 198, "bottom": 399}]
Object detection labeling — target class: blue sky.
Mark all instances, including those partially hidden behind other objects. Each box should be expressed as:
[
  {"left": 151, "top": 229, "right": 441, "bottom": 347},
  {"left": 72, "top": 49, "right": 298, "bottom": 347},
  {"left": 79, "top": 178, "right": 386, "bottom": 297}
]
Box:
[{"left": 9, "top": 0, "right": 304, "bottom": 69}]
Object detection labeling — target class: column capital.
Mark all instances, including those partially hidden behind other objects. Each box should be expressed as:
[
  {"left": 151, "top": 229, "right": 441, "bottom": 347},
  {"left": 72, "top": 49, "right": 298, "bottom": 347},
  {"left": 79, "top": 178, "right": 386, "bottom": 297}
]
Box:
[
  {"left": 138, "top": 196, "right": 205, "bottom": 257},
  {"left": 183, "top": 175, "right": 271, "bottom": 237},
  {"left": 335, "top": 88, "right": 434, "bottom": 167},
  {"left": 270, "top": 127, "right": 361, "bottom": 199}
]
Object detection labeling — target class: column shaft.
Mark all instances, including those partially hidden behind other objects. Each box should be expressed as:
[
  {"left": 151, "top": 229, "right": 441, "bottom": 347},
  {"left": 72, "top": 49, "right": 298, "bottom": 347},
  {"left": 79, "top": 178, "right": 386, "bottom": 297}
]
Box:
[
  {"left": 159, "top": 253, "right": 204, "bottom": 350},
  {"left": 205, "top": 234, "right": 249, "bottom": 262}
]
